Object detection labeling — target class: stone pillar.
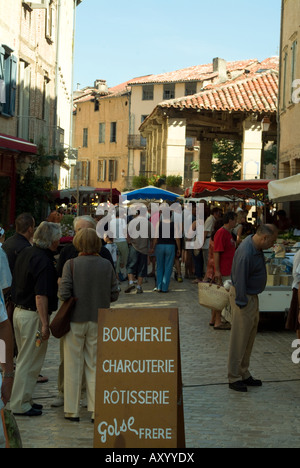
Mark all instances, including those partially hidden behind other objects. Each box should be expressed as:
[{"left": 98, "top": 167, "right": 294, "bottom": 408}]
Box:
[
  {"left": 145, "top": 132, "right": 153, "bottom": 173},
  {"left": 165, "top": 118, "right": 186, "bottom": 179},
  {"left": 156, "top": 127, "right": 163, "bottom": 175},
  {"left": 198, "top": 139, "right": 213, "bottom": 181},
  {"left": 242, "top": 117, "right": 263, "bottom": 180}
]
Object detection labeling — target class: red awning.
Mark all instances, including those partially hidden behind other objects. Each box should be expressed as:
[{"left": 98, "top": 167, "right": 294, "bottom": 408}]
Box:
[
  {"left": 0, "top": 133, "right": 37, "bottom": 154},
  {"left": 95, "top": 188, "right": 121, "bottom": 196},
  {"left": 192, "top": 180, "right": 270, "bottom": 198}
]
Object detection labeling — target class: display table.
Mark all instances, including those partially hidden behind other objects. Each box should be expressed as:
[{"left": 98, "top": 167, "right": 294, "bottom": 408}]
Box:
[{"left": 259, "top": 286, "right": 293, "bottom": 313}]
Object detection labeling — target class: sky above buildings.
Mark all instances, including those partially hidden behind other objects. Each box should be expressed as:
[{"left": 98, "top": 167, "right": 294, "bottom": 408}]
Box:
[{"left": 73, "top": 0, "right": 282, "bottom": 90}]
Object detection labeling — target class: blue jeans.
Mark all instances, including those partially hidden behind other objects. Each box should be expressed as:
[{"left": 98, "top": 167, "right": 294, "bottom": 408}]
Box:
[{"left": 155, "top": 244, "right": 176, "bottom": 292}]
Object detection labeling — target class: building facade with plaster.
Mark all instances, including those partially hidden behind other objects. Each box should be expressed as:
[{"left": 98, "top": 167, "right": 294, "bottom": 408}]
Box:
[
  {"left": 278, "top": 0, "right": 300, "bottom": 179},
  {"left": 0, "top": 0, "right": 81, "bottom": 225}
]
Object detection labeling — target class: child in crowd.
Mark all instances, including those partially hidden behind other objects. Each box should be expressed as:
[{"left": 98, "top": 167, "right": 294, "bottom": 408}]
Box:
[{"left": 103, "top": 232, "right": 118, "bottom": 270}]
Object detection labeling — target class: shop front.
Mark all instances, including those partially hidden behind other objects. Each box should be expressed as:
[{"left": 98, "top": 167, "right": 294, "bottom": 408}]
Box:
[{"left": 0, "top": 133, "right": 37, "bottom": 227}]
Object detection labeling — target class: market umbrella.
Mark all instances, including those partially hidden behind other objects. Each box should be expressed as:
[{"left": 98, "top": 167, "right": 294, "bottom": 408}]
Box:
[
  {"left": 268, "top": 174, "right": 300, "bottom": 202},
  {"left": 121, "top": 185, "right": 180, "bottom": 202}
]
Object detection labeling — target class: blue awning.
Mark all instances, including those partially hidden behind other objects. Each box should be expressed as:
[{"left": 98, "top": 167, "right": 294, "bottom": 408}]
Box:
[{"left": 122, "top": 186, "right": 180, "bottom": 202}]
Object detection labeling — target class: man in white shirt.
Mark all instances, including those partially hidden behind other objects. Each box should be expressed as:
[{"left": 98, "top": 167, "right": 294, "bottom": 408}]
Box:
[{"left": 0, "top": 249, "right": 14, "bottom": 448}]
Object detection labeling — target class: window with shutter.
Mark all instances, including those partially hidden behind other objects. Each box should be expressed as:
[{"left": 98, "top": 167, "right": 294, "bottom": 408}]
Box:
[
  {"left": 108, "top": 160, "right": 118, "bottom": 181},
  {"left": 0, "top": 46, "right": 18, "bottom": 117},
  {"left": 98, "top": 159, "right": 106, "bottom": 182},
  {"left": 99, "top": 123, "right": 105, "bottom": 143},
  {"left": 110, "top": 122, "right": 117, "bottom": 143},
  {"left": 83, "top": 128, "right": 88, "bottom": 147},
  {"left": 0, "top": 47, "right": 5, "bottom": 113}
]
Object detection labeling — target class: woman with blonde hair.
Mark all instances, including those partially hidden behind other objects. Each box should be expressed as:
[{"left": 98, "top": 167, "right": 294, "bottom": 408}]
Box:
[
  {"left": 233, "top": 210, "right": 247, "bottom": 246},
  {"left": 58, "top": 228, "right": 119, "bottom": 422}
]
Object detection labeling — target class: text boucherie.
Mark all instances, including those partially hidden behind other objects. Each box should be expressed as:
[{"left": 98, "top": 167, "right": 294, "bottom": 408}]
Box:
[{"left": 102, "top": 326, "right": 172, "bottom": 343}]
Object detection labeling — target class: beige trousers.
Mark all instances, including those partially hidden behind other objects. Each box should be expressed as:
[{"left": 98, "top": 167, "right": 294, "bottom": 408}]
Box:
[
  {"left": 63, "top": 321, "right": 98, "bottom": 418},
  {"left": 115, "top": 241, "right": 129, "bottom": 275},
  {"left": 10, "top": 307, "right": 48, "bottom": 414},
  {"left": 228, "top": 287, "right": 260, "bottom": 384}
]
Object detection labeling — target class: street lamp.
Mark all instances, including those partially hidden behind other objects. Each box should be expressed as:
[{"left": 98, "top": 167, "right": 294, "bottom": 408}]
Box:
[{"left": 261, "top": 116, "right": 271, "bottom": 132}]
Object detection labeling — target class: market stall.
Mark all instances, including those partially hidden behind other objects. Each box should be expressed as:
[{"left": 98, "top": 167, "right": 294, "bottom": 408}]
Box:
[
  {"left": 192, "top": 179, "right": 296, "bottom": 314},
  {"left": 191, "top": 179, "right": 270, "bottom": 226},
  {"left": 192, "top": 179, "right": 270, "bottom": 199},
  {"left": 258, "top": 175, "right": 300, "bottom": 313},
  {"left": 51, "top": 186, "right": 121, "bottom": 214}
]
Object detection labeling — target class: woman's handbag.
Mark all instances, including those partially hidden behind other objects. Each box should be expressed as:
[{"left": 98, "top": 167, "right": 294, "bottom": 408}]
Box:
[
  {"left": 198, "top": 281, "right": 229, "bottom": 311},
  {"left": 50, "top": 296, "right": 77, "bottom": 338},
  {"left": 50, "top": 259, "right": 77, "bottom": 339}
]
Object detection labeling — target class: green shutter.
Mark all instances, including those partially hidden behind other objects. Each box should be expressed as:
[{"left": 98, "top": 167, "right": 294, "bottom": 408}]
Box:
[
  {"left": 9, "top": 55, "right": 17, "bottom": 116},
  {"left": 0, "top": 46, "right": 5, "bottom": 113}
]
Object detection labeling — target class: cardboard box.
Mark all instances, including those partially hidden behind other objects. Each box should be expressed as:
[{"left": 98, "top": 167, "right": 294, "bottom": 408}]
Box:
[
  {"left": 280, "top": 275, "right": 293, "bottom": 286},
  {"left": 267, "top": 274, "right": 281, "bottom": 286}
]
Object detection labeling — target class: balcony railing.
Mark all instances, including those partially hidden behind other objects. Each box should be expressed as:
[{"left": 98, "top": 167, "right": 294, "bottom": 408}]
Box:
[
  {"left": 128, "top": 134, "right": 147, "bottom": 149},
  {"left": 17, "top": 116, "right": 64, "bottom": 154}
]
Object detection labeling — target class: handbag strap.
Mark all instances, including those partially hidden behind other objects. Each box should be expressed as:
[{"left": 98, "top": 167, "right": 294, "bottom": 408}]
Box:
[{"left": 70, "top": 258, "right": 74, "bottom": 276}]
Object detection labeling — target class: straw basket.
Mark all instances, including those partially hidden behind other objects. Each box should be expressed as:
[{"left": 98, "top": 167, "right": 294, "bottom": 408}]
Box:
[{"left": 198, "top": 282, "right": 229, "bottom": 310}]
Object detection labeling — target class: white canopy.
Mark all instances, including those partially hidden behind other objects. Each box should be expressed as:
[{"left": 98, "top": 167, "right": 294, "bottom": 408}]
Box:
[{"left": 268, "top": 174, "right": 300, "bottom": 202}]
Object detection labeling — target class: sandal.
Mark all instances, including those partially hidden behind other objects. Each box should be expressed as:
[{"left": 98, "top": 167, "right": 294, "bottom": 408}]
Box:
[
  {"left": 214, "top": 323, "right": 231, "bottom": 330},
  {"left": 37, "top": 375, "right": 49, "bottom": 384}
]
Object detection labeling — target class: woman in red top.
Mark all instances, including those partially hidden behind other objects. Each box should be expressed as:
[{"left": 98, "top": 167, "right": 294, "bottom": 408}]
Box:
[{"left": 212, "top": 212, "right": 237, "bottom": 329}]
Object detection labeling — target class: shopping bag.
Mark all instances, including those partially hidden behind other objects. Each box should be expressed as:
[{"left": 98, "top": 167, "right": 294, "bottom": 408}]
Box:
[
  {"left": 198, "top": 281, "right": 229, "bottom": 310},
  {"left": 0, "top": 409, "right": 23, "bottom": 448}
]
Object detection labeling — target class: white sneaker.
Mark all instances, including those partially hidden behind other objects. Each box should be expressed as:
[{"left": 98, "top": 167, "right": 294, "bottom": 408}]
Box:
[{"left": 51, "top": 396, "right": 64, "bottom": 408}]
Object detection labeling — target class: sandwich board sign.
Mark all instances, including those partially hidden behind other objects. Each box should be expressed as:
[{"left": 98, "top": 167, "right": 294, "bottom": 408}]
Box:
[{"left": 94, "top": 308, "right": 185, "bottom": 448}]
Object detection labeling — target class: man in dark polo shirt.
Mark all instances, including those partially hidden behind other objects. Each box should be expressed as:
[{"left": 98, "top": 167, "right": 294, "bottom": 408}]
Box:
[
  {"left": 2, "top": 213, "right": 35, "bottom": 274},
  {"left": 228, "top": 224, "right": 278, "bottom": 392},
  {"left": 10, "top": 221, "right": 61, "bottom": 416}
]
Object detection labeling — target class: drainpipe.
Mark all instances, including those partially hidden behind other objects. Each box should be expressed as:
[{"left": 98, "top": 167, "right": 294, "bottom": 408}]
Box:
[
  {"left": 70, "top": 0, "right": 77, "bottom": 190},
  {"left": 276, "top": 0, "right": 284, "bottom": 180},
  {"left": 126, "top": 84, "right": 132, "bottom": 189},
  {"left": 53, "top": 0, "right": 61, "bottom": 187}
]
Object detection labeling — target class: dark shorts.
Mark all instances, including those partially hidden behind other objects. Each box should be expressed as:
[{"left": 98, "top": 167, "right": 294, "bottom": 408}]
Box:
[{"left": 127, "top": 245, "right": 148, "bottom": 278}]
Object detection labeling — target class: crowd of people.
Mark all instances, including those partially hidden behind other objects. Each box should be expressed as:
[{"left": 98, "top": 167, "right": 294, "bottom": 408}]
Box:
[{"left": 0, "top": 198, "right": 296, "bottom": 442}]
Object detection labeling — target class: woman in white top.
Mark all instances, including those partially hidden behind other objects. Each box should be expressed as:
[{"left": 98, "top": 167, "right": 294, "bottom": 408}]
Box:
[
  {"left": 109, "top": 207, "right": 129, "bottom": 279},
  {"left": 286, "top": 249, "right": 300, "bottom": 337}
]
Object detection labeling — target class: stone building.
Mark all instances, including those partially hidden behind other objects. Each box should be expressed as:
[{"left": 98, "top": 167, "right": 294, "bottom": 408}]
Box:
[
  {"left": 140, "top": 58, "right": 278, "bottom": 186},
  {"left": 278, "top": 0, "right": 300, "bottom": 179},
  {"left": 0, "top": 0, "right": 81, "bottom": 225}
]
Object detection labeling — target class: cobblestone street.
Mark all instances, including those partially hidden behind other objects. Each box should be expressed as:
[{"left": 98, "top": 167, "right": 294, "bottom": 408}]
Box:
[{"left": 15, "top": 276, "right": 300, "bottom": 448}]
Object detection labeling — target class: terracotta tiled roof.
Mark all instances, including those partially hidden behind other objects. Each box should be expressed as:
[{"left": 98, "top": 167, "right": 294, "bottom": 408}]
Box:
[
  {"left": 127, "top": 59, "right": 261, "bottom": 85},
  {"left": 74, "top": 75, "right": 151, "bottom": 104},
  {"left": 158, "top": 70, "right": 278, "bottom": 113}
]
